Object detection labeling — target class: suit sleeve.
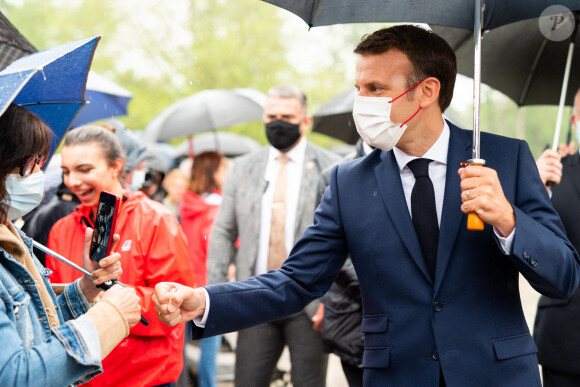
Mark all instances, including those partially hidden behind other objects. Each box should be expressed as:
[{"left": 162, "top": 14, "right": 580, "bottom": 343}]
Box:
[
  {"left": 194, "top": 165, "right": 348, "bottom": 339},
  {"left": 508, "top": 140, "right": 580, "bottom": 299},
  {"left": 206, "top": 163, "right": 240, "bottom": 285}
]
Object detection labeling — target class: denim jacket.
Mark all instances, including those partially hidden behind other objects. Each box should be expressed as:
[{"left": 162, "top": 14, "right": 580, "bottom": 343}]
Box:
[{"left": 0, "top": 227, "right": 102, "bottom": 386}]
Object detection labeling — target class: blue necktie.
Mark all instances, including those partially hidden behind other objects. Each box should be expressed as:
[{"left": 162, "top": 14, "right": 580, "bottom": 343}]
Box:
[{"left": 407, "top": 158, "right": 439, "bottom": 279}]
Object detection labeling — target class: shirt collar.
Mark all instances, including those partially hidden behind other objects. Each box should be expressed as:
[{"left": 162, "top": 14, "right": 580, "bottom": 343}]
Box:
[
  {"left": 268, "top": 135, "right": 307, "bottom": 163},
  {"left": 393, "top": 118, "right": 450, "bottom": 172}
]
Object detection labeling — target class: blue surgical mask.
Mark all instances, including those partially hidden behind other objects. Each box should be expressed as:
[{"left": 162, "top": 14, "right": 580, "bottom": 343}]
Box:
[
  {"left": 3, "top": 171, "right": 44, "bottom": 221},
  {"left": 130, "top": 169, "right": 146, "bottom": 191}
]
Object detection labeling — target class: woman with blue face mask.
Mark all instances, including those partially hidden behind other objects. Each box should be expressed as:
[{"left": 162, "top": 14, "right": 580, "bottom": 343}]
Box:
[{"left": 0, "top": 103, "right": 142, "bottom": 386}]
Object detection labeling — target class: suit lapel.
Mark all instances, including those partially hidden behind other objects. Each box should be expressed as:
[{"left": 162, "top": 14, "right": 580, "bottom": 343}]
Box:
[
  {"left": 294, "top": 144, "right": 319, "bottom": 241},
  {"left": 374, "top": 150, "right": 433, "bottom": 284},
  {"left": 434, "top": 123, "right": 471, "bottom": 291},
  {"left": 247, "top": 149, "right": 269, "bottom": 242}
]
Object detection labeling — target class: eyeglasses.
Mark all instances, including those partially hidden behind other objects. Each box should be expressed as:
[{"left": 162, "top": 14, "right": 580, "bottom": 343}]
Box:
[{"left": 19, "top": 154, "right": 47, "bottom": 178}]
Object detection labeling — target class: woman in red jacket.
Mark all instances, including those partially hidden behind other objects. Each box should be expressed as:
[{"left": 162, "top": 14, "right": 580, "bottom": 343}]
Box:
[
  {"left": 179, "top": 151, "right": 230, "bottom": 387},
  {"left": 47, "top": 125, "right": 195, "bottom": 387}
]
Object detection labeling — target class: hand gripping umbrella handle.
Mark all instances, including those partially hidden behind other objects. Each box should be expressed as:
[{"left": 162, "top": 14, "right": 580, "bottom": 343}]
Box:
[
  {"left": 466, "top": 159, "right": 485, "bottom": 231},
  {"left": 96, "top": 280, "right": 149, "bottom": 326}
]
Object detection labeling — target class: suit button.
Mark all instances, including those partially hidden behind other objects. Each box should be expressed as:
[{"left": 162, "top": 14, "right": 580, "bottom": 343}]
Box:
[
  {"left": 433, "top": 302, "right": 443, "bottom": 312},
  {"left": 432, "top": 350, "right": 439, "bottom": 360},
  {"left": 530, "top": 258, "right": 538, "bottom": 267},
  {"left": 523, "top": 252, "right": 530, "bottom": 260}
]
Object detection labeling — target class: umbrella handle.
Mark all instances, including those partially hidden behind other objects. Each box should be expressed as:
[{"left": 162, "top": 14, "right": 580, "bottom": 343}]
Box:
[{"left": 466, "top": 159, "right": 485, "bottom": 231}]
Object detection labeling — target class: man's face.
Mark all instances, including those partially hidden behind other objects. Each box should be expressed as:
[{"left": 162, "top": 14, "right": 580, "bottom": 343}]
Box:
[
  {"left": 355, "top": 49, "right": 420, "bottom": 127},
  {"left": 263, "top": 96, "right": 308, "bottom": 137}
]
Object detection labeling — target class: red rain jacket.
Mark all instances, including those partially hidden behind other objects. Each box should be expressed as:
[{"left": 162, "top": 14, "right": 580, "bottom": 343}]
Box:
[
  {"left": 47, "top": 191, "right": 194, "bottom": 387},
  {"left": 178, "top": 190, "right": 221, "bottom": 287}
]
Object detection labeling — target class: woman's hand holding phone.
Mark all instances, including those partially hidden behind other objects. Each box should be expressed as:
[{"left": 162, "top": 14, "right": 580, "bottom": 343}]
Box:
[{"left": 79, "top": 227, "right": 123, "bottom": 302}]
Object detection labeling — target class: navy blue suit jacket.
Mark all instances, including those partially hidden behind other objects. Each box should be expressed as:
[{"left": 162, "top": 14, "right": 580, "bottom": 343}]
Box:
[{"left": 194, "top": 122, "right": 580, "bottom": 386}]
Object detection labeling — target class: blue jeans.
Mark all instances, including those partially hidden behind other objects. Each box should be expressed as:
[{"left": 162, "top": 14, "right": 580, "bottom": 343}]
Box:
[{"left": 199, "top": 335, "right": 222, "bottom": 387}]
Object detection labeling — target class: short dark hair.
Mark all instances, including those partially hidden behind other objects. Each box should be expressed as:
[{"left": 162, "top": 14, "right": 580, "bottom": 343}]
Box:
[
  {"left": 354, "top": 25, "right": 457, "bottom": 112},
  {"left": 0, "top": 103, "right": 52, "bottom": 223}
]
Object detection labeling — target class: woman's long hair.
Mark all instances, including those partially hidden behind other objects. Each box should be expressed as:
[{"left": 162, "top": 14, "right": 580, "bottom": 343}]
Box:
[
  {"left": 189, "top": 151, "right": 224, "bottom": 195},
  {"left": 0, "top": 104, "right": 52, "bottom": 223}
]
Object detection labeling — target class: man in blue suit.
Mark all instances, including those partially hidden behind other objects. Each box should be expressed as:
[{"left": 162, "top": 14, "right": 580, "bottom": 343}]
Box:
[{"left": 153, "top": 25, "right": 580, "bottom": 386}]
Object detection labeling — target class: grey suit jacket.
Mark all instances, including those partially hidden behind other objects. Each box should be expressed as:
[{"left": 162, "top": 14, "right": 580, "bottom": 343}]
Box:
[{"left": 207, "top": 141, "right": 340, "bottom": 315}]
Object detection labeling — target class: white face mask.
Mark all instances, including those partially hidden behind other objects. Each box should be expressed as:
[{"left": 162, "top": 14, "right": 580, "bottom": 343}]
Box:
[
  {"left": 352, "top": 81, "right": 423, "bottom": 152},
  {"left": 129, "top": 169, "right": 146, "bottom": 191},
  {"left": 3, "top": 171, "right": 45, "bottom": 221}
]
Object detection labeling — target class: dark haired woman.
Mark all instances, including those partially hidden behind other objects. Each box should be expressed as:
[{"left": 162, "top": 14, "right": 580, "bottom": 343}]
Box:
[{"left": 0, "top": 103, "right": 141, "bottom": 386}]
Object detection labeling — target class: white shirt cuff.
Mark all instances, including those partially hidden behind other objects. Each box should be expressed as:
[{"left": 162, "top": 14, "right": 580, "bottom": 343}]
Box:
[
  {"left": 193, "top": 288, "right": 210, "bottom": 328},
  {"left": 494, "top": 226, "right": 515, "bottom": 255}
]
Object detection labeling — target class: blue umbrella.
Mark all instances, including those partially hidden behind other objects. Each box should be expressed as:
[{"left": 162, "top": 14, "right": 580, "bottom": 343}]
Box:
[
  {"left": 71, "top": 71, "right": 132, "bottom": 128},
  {"left": 0, "top": 36, "right": 101, "bottom": 158}
]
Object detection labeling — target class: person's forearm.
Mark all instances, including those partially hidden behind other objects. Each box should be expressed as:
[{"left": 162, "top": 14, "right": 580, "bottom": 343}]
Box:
[{"left": 85, "top": 299, "right": 129, "bottom": 359}]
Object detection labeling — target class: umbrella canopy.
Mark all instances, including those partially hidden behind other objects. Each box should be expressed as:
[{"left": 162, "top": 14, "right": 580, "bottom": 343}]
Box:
[
  {"left": 142, "top": 88, "right": 267, "bottom": 143},
  {"left": 0, "top": 11, "right": 36, "bottom": 71},
  {"left": 313, "top": 88, "right": 358, "bottom": 144},
  {"left": 433, "top": 15, "right": 580, "bottom": 107},
  {"left": 263, "top": 0, "right": 580, "bottom": 31},
  {"left": 71, "top": 71, "right": 133, "bottom": 127},
  {"left": 174, "top": 132, "right": 261, "bottom": 159},
  {"left": 0, "top": 36, "right": 100, "bottom": 158}
]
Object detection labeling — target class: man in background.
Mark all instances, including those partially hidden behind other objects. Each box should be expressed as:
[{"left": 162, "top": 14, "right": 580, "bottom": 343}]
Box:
[{"left": 206, "top": 84, "right": 339, "bottom": 387}]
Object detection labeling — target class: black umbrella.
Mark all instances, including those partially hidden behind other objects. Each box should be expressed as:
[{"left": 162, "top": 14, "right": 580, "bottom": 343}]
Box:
[
  {"left": 261, "top": 0, "right": 580, "bottom": 230},
  {"left": 312, "top": 88, "right": 358, "bottom": 144},
  {"left": 433, "top": 10, "right": 580, "bottom": 150},
  {"left": 0, "top": 11, "right": 36, "bottom": 70},
  {"left": 262, "top": 0, "right": 580, "bottom": 31}
]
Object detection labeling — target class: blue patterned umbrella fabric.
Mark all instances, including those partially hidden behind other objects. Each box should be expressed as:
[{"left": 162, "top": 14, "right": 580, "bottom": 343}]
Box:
[
  {"left": 71, "top": 71, "right": 132, "bottom": 128},
  {"left": 0, "top": 36, "right": 101, "bottom": 158}
]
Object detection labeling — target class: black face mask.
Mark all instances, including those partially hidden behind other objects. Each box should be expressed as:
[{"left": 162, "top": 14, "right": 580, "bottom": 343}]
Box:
[{"left": 265, "top": 119, "right": 301, "bottom": 150}]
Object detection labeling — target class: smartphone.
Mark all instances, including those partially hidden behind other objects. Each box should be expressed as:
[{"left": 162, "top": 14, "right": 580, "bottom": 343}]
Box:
[{"left": 89, "top": 191, "right": 120, "bottom": 262}]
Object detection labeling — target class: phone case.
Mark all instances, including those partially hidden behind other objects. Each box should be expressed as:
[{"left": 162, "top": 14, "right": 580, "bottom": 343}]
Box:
[{"left": 89, "top": 191, "right": 120, "bottom": 261}]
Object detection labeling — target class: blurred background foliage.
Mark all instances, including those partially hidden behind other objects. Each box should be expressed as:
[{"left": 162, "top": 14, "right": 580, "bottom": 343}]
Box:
[{"left": 1, "top": 0, "right": 570, "bottom": 157}]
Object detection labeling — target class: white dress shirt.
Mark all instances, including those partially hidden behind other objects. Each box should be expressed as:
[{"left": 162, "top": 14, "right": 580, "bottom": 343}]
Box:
[{"left": 254, "top": 137, "right": 306, "bottom": 276}]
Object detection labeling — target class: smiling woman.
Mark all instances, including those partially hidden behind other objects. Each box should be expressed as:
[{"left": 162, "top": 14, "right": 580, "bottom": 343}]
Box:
[{"left": 46, "top": 125, "right": 195, "bottom": 387}]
